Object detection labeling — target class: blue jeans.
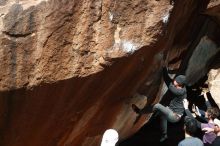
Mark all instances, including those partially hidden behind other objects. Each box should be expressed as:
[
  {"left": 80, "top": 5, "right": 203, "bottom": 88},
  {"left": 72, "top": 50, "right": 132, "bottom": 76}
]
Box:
[{"left": 153, "top": 103, "right": 181, "bottom": 136}]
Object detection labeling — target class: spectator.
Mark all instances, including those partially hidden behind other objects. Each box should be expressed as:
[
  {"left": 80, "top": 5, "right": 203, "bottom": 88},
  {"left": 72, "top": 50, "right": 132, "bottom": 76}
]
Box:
[
  {"left": 101, "top": 129, "right": 119, "bottom": 146},
  {"left": 202, "top": 118, "right": 220, "bottom": 146},
  {"left": 178, "top": 116, "right": 203, "bottom": 146},
  {"left": 192, "top": 91, "right": 212, "bottom": 123},
  {"left": 183, "top": 99, "right": 219, "bottom": 146}
]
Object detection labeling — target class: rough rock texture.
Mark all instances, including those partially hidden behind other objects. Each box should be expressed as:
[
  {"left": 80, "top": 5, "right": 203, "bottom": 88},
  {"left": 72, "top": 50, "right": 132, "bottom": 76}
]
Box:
[
  {"left": 208, "top": 0, "right": 220, "bottom": 8},
  {"left": 0, "top": 0, "right": 172, "bottom": 90},
  {"left": 0, "top": 0, "right": 172, "bottom": 146},
  {"left": 0, "top": 0, "right": 219, "bottom": 146},
  {"left": 208, "top": 69, "right": 220, "bottom": 108},
  {"left": 185, "top": 36, "right": 220, "bottom": 86},
  {"left": 205, "top": 3, "right": 220, "bottom": 109}
]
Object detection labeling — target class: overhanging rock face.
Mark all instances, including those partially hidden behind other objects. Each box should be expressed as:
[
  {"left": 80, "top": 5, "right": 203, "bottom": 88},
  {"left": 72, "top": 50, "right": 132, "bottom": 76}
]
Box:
[
  {"left": 0, "top": 0, "right": 219, "bottom": 146},
  {"left": 0, "top": 0, "right": 172, "bottom": 90},
  {"left": 208, "top": 69, "right": 220, "bottom": 108},
  {"left": 0, "top": 1, "right": 173, "bottom": 145}
]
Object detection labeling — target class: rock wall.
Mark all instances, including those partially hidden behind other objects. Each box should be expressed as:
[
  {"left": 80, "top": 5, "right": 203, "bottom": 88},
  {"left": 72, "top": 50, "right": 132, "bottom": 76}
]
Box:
[
  {"left": 0, "top": 0, "right": 219, "bottom": 146},
  {"left": 0, "top": 0, "right": 172, "bottom": 90},
  {"left": 0, "top": 0, "right": 173, "bottom": 145},
  {"left": 183, "top": 2, "right": 220, "bottom": 107},
  {"left": 208, "top": 68, "right": 220, "bottom": 108}
]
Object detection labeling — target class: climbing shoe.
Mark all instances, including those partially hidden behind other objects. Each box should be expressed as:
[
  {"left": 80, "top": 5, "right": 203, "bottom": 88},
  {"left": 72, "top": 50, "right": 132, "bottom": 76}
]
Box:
[
  {"left": 143, "top": 105, "right": 154, "bottom": 113},
  {"left": 160, "top": 134, "right": 168, "bottom": 142},
  {"left": 132, "top": 104, "right": 141, "bottom": 114}
]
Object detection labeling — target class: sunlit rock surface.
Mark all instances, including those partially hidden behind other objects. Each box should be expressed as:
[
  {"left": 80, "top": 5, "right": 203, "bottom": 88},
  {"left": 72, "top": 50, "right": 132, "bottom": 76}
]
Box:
[
  {"left": 208, "top": 69, "right": 220, "bottom": 108},
  {"left": 0, "top": 0, "right": 172, "bottom": 90},
  {"left": 0, "top": 0, "right": 220, "bottom": 146},
  {"left": 0, "top": 0, "right": 172, "bottom": 146}
]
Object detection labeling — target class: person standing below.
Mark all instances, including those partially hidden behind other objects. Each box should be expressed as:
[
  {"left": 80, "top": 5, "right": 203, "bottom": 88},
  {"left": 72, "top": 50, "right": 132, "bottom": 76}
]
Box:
[
  {"left": 192, "top": 90, "right": 212, "bottom": 123},
  {"left": 202, "top": 118, "right": 220, "bottom": 146},
  {"left": 212, "top": 119, "right": 220, "bottom": 146},
  {"left": 183, "top": 99, "right": 219, "bottom": 146},
  {"left": 101, "top": 129, "right": 119, "bottom": 146},
  {"left": 178, "top": 116, "right": 204, "bottom": 146},
  {"left": 132, "top": 67, "right": 187, "bottom": 142}
]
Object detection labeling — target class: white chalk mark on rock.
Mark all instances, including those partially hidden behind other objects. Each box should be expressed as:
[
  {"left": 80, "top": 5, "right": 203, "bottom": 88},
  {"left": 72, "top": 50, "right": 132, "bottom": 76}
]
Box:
[
  {"left": 109, "top": 12, "right": 113, "bottom": 21},
  {"left": 121, "top": 41, "right": 137, "bottom": 53}
]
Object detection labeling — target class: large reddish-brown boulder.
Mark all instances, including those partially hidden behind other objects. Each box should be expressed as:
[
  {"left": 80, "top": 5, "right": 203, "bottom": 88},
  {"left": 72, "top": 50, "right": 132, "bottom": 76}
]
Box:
[
  {"left": 0, "top": 0, "right": 173, "bottom": 145},
  {"left": 0, "top": 0, "right": 219, "bottom": 146},
  {"left": 208, "top": 69, "right": 220, "bottom": 108},
  {"left": 0, "top": 0, "right": 173, "bottom": 90}
]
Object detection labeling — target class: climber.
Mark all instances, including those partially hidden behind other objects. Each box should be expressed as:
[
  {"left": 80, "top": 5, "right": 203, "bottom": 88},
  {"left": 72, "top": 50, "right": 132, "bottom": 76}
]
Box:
[
  {"left": 101, "top": 129, "right": 119, "bottom": 146},
  {"left": 183, "top": 99, "right": 220, "bottom": 146},
  {"left": 132, "top": 66, "right": 187, "bottom": 142},
  {"left": 202, "top": 118, "right": 220, "bottom": 146},
  {"left": 178, "top": 116, "right": 203, "bottom": 146}
]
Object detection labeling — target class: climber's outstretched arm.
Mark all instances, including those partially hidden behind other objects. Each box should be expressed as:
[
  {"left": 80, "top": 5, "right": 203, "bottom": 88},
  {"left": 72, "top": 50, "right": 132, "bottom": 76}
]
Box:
[{"left": 163, "top": 67, "right": 172, "bottom": 87}]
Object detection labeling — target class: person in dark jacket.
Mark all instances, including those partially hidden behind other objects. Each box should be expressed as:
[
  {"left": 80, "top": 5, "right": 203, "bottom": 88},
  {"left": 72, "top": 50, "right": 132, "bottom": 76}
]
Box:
[
  {"left": 183, "top": 99, "right": 219, "bottom": 146},
  {"left": 191, "top": 91, "right": 212, "bottom": 123},
  {"left": 178, "top": 116, "right": 203, "bottom": 146},
  {"left": 132, "top": 67, "right": 187, "bottom": 142}
]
